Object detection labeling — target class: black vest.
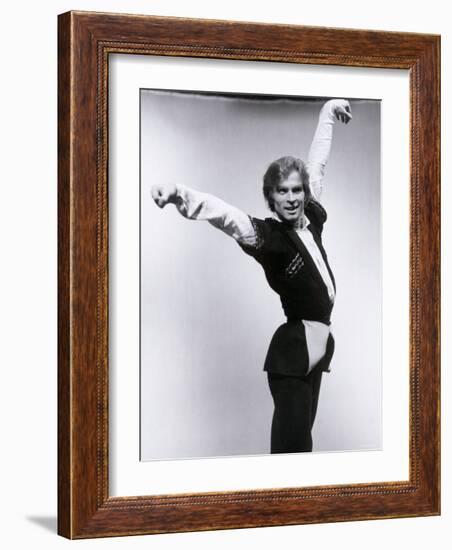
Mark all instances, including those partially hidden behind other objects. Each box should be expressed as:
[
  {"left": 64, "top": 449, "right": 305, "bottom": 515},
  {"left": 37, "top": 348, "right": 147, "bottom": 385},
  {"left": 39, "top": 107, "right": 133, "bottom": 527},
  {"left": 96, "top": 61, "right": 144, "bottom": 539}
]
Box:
[
  {"left": 239, "top": 200, "right": 336, "bottom": 376},
  {"left": 239, "top": 200, "right": 335, "bottom": 323}
]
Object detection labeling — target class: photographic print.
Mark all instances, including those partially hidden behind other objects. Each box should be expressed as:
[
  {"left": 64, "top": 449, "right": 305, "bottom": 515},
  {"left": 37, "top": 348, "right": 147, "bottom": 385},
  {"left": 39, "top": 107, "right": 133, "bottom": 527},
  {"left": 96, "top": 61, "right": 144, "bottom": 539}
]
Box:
[{"left": 140, "top": 89, "right": 381, "bottom": 461}]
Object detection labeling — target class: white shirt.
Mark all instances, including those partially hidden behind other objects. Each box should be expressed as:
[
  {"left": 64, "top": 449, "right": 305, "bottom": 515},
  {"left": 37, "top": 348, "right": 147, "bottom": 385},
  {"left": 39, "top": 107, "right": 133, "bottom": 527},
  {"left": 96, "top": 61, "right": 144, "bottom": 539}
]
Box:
[{"left": 296, "top": 223, "right": 336, "bottom": 303}]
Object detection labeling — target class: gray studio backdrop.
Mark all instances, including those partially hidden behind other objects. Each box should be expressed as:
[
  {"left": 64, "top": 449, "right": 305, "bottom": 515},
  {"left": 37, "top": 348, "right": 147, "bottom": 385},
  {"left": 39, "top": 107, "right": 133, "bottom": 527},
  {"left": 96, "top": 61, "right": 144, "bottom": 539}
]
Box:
[{"left": 140, "top": 90, "right": 381, "bottom": 460}]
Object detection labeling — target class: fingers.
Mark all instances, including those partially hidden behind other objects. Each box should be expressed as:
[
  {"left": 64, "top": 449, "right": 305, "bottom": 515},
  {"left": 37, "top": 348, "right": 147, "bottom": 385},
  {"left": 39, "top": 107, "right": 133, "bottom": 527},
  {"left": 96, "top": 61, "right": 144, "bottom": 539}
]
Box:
[
  {"left": 150, "top": 185, "right": 167, "bottom": 208},
  {"left": 343, "top": 103, "right": 352, "bottom": 124},
  {"left": 335, "top": 112, "right": 349, "bottom": 123},
  {"left": 334, "top": 101, "right": 352, "bottom": 124},
  {"left": 342, "top": 101, "right": 352, "bottom": 121}
]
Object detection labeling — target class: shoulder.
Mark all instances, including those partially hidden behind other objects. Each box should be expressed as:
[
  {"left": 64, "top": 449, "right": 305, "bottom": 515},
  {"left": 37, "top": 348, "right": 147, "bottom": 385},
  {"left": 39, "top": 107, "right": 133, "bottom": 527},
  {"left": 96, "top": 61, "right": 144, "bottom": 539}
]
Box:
[
  {"left": 238, "top": 216, "right": 281, "bottom": 259},
  {"left": 305, "top": 199, "right": 328, "bottom": 233}
]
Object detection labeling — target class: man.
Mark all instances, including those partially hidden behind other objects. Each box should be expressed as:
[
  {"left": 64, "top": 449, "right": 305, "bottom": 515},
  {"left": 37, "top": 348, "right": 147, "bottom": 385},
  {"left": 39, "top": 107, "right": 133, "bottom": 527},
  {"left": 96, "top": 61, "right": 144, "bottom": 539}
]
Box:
[{"left": 151, "top": 98, "right": 352, "bottom": 453}]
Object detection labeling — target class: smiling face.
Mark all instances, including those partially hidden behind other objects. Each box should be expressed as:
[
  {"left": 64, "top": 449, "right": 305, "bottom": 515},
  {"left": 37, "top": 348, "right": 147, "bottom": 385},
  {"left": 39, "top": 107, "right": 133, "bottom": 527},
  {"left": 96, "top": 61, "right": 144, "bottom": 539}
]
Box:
[{"left": 270, "top": 170, "right": 306, "bottom": 226}]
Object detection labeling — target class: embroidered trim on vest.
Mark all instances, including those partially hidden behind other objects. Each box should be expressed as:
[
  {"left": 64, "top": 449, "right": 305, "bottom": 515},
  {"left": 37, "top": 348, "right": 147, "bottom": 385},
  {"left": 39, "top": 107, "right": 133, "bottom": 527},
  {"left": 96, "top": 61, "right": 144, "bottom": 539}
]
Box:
[
  {"left": 240, "top": 216, "right": 264, "bottom": 250},
  {"left": 285, "top": 253, "right": 304, "bottom": 277}
]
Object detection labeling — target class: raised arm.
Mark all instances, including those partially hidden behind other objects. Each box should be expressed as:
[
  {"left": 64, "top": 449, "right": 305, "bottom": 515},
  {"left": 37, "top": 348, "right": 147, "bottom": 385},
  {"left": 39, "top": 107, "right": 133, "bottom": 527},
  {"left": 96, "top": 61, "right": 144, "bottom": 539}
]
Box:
[
  {"left": 307, "top": 99, "right": 352, "bottom": 201},
  {"left": 151, "top": 183, "right": 257, "bottom": 246}
]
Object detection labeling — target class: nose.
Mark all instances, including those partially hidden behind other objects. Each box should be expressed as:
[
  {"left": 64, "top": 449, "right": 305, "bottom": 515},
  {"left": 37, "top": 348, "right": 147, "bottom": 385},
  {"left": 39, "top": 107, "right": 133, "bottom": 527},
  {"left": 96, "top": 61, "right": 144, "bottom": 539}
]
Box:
[{"left": 287, "top": 192, "right": 296, "bottom": 203}]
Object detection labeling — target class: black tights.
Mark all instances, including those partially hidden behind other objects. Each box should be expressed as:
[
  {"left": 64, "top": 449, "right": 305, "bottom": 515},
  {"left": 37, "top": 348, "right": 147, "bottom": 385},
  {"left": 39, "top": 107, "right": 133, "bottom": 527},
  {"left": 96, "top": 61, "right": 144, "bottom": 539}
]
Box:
[{"left": 267, "top": 369, "right": 323, "bottom": 453}]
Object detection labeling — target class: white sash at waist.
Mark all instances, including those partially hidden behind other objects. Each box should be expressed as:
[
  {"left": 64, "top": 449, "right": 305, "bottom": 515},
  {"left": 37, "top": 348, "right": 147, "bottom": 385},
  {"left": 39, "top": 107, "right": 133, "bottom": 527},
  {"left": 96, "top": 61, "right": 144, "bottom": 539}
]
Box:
[{"left": 303, "top": 320, "right": 332, "bottom": 373}]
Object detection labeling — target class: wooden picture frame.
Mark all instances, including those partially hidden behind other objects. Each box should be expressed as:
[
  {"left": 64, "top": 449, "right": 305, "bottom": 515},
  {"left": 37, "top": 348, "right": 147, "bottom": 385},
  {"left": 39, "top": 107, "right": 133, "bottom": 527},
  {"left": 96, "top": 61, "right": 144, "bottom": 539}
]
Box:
[{"left": 58, "top": 11, "right": 440, "bottom": 539}]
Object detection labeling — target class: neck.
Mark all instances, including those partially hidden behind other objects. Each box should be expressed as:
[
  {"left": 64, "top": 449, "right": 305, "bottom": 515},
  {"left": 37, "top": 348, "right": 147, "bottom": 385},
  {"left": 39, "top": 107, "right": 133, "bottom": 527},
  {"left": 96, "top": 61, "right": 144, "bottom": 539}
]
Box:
[
  {"left": 278, "top": 215, "right": 307, "bottom": 230},
  {"left": 274, "top": 212, "right": 307, "bottom": 229}
]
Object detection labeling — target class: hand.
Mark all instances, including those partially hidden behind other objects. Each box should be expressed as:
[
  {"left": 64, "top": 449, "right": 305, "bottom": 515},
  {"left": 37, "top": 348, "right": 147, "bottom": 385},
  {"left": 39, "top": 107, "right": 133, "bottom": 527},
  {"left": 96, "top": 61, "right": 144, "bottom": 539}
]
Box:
[
  {"left": 326, "top": 99, "right": 352, "bottom": 124},
  {"left": 151, "top": 183, "right": 178, "bottom": 208}
]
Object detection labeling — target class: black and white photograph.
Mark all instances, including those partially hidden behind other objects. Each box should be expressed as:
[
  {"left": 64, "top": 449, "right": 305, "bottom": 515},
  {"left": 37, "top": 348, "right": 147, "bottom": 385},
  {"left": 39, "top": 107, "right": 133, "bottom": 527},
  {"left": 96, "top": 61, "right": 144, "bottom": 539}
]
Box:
[{"left": 140, "top": 89, "right": 381, "bottom": 460}]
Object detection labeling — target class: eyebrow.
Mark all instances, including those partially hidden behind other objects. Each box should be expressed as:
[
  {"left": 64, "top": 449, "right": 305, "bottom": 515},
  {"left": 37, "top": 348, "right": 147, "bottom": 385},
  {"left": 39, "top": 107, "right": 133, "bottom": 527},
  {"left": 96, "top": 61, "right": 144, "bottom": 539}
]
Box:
[{"left": 277, "top": 185, "right": 303, "bottom": 191}]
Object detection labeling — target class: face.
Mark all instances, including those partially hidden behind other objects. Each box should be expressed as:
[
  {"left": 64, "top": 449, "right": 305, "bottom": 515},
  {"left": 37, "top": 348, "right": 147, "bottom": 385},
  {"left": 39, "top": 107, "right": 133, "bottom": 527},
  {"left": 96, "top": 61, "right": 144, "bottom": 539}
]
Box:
[{"left": 270, "top": 170, "right": 305, "bottom": 225}]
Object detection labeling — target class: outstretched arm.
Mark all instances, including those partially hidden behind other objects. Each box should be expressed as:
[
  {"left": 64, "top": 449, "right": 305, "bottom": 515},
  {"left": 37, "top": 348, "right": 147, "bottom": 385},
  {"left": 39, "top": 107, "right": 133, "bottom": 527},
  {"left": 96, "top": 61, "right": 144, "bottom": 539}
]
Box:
[
  {"left": 151, "top": 183, "right": 257, "bottom": 246},
  {"left": 307, "top": 99, "right": 352, "bottom": 201}
]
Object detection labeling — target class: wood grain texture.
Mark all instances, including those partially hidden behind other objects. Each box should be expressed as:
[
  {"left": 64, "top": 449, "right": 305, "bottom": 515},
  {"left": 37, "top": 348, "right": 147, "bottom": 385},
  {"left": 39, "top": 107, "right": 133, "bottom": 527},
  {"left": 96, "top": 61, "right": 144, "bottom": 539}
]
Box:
[
  {"left": 57, "top": 10, "right": 440, "bottom": 539},
  {"left": 57, "top": 10, "right": 72, "bottom": 538}
]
